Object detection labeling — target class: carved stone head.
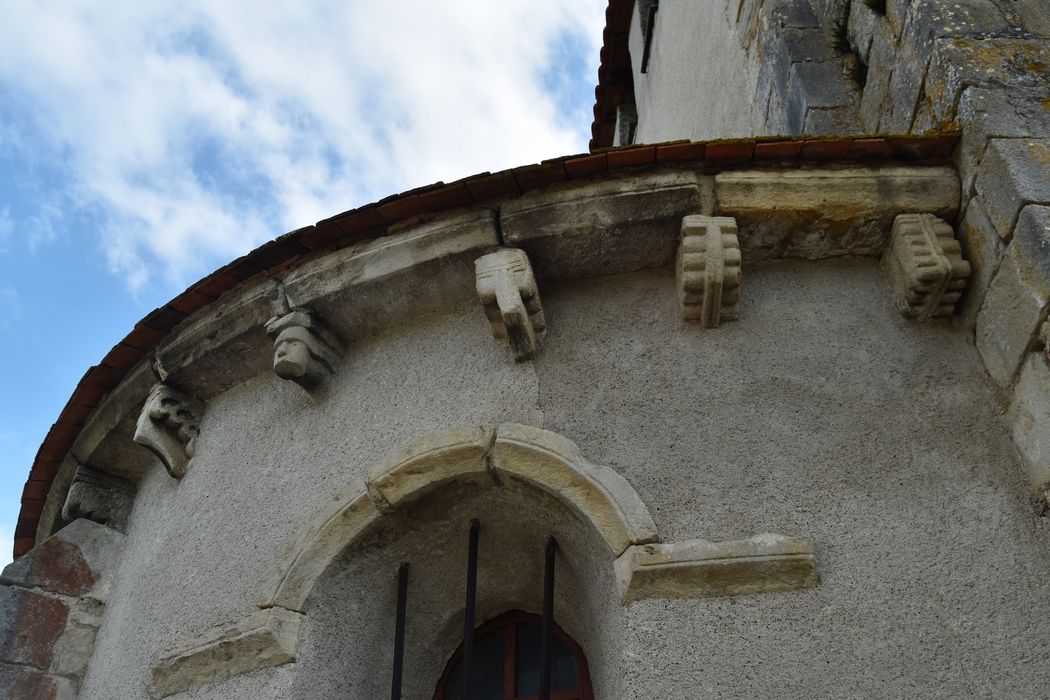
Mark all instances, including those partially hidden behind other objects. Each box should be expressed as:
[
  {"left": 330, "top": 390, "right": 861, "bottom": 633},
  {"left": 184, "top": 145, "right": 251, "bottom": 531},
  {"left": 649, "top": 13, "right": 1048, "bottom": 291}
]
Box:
[{"left": 265, "top": 309, "right": 341, "bottom": 391}]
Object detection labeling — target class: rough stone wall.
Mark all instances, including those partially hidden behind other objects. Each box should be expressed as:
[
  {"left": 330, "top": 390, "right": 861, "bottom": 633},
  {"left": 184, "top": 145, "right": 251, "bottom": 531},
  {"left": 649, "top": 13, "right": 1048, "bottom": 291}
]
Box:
[
  {"left": 0, "top": 520, "right": 124, "bottom": 699},
  {"left": 70, "top": 262, "right": 1050, "bottom": 698}
]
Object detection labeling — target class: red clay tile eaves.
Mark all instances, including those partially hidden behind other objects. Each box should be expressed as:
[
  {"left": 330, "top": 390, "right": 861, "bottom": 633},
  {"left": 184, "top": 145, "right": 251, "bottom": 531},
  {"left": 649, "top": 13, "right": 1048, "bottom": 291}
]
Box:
[
  {"left": 11, "top": 132, "right": 959, "bottom": 559},
  {"left": 590, "top": 0, "right": 636, "bottom": 152}
]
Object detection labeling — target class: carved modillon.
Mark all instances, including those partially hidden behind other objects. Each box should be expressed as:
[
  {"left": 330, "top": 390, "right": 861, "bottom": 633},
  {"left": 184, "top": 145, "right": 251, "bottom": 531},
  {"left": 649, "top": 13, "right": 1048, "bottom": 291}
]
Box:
[
  {"left": 882, "top": 213, "right": 971, "bottom": 320},
  {"left": 62, "top": 464, "right": 136, "bottom": 532},
  {"left": 475, "top": 248, "right": 546, "bottom": 361},
  {"left": 677, "top": 215, "right": 742, "bottom": 327},
  {"left": 133, "top": 384, "right": 204, "bottom": 479},
  {"left": 265, "top": 307, "right": 342, "bottom": 391}
]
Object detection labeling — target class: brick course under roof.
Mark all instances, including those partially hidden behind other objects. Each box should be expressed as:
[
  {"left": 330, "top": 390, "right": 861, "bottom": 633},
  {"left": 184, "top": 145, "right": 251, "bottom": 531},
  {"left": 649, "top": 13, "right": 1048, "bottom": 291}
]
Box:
[{"left": 12, "top": 133, "right": 959, "bottom": 559}]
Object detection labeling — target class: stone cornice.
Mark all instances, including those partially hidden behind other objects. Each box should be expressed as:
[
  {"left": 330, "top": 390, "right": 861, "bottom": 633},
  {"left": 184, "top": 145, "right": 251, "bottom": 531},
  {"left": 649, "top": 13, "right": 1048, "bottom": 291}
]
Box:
[{"left": 15, "top": 134, "right": 960, "bottom": 559}]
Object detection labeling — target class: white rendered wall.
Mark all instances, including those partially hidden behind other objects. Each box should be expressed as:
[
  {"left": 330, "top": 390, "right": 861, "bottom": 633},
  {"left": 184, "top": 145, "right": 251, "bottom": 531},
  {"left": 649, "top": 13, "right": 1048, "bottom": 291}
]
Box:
[
  {"left": 629, "top": 0, "right": 764, "bottom": 143},
  {"left": 79, "top": 262, "right": 1050, "bottom": 699}
]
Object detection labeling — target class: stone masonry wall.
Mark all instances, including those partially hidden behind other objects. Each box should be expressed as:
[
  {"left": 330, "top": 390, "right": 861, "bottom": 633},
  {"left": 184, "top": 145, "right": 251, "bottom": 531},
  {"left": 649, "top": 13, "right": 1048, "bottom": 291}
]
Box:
[{"left": 0, "top": 520, "right": 124, "bottom": 699}]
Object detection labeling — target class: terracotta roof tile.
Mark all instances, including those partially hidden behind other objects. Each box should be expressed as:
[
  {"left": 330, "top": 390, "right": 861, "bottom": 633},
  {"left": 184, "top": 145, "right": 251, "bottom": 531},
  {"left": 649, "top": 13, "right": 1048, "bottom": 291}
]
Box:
[
  {"left": 418, "top": 182, "right": 476, "bottom": 210},
  {"left": 513, "top": 162, "right": 569, "bottom": 191},
  {"left": 100, "top": 342, "right": 149, "bottom": 371},
  {"left": 190, "top": 273, "right": 240, "bottom": 300},
  {"left": 847, "top": 137, "right": 893, "bottom": 159},
  {"left": 656, "top": 141, "right": 706, "bottom": 163},
  {"left": 800, "top": 138, "right": 854, "bottom": 160},
  {"left": 705, "top": 141, "right": 755, "bottom": 162},
  {"left": 754, "top": 140, "right": 804, "bottom": 161},
  {"left": 139, "top": 306, "right": 186, "bottom": 334},
  {"left": 607, "top": 145, "right": 656, "bottom": 169},
  {"left": 565, "top": 153, "right": 609, "bottom": 178},
  {"left": 464, "top": 171, "right": 521, "bottom": 202}
]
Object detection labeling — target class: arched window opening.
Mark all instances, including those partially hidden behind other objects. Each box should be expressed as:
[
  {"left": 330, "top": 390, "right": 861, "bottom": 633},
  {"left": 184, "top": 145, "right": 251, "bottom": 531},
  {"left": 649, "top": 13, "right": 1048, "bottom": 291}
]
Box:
[{"left": 433, "top": 611, "right": 594, "bottom": 700}]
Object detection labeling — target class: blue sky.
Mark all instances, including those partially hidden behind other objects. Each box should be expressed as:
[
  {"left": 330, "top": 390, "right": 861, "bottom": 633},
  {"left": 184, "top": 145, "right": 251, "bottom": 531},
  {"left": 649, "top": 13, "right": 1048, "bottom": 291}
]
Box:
[{"left": 0, "top": 1, "right": 605, "bottom": 566}]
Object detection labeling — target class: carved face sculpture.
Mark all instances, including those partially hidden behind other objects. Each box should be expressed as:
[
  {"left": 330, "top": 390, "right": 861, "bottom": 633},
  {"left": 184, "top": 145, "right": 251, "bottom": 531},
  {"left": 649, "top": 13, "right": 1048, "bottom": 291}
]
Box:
[{"left": 274, "top": 336, "right": 313, "bottom": 380}]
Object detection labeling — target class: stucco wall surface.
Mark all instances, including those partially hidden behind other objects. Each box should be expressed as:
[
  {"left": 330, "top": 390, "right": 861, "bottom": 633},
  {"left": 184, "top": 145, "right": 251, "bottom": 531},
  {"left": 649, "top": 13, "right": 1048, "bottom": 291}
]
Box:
[
  {"left": 630, "top": 0, "right": 764, "bottom": 143},
  {"left": 79, "top": 262, "right": 1050, "bottom": 699}
]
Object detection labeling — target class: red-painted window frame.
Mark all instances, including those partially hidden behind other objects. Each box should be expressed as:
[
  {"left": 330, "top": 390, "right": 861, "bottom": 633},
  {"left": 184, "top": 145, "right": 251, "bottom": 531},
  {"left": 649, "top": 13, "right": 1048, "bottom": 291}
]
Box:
[{"left": 432, "top": 610, "right": 594, "bottom": 700}]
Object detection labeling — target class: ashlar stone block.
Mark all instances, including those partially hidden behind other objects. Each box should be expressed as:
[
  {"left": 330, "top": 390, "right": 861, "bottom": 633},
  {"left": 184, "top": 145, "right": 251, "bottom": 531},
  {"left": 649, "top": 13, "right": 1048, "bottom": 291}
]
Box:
[
  {"left": 977, "top": 206, "right": 1050, "bottom": 386},
  {"left": 1008, "top": 353, "right": 1050, "bottom": 497},
  {"left": 133, "top": 383, "right": 204, "bottom": 479},
  {"left": 149, "top": 607, "right": 303, "bottom": 699},
  {"left": 475, "top": 248, "right": 546, "bottom": 362},
  {"left": 614, "top": 534, "right": 817, "bottom": 603},
  {"left": 975, "top": 138, "right": 1050, "bottom": 241},
  {"left": 677, "top": 216, "right": 742, "bottom": 327},
  {"left": 881, "top": 214, "right": 970, "bottom": 320}
]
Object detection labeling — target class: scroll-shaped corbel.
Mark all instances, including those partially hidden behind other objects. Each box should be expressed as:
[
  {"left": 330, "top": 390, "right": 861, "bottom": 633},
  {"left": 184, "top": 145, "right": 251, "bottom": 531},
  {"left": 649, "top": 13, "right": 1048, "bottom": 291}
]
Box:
[
  {"left": 881, "top": 213, "right": 970, "bottom": 320},
  {"left": 133, "top": 384, "right": 204, "bottom": 479},
  {"left": 677, "top": 215, "right": 742, "bottom": 327},
  {"left": 264, "top": 304, "right": 342, "bottom": 391},
  {"left": 475, "top": 248, "right": 546, "bottom": 361}
]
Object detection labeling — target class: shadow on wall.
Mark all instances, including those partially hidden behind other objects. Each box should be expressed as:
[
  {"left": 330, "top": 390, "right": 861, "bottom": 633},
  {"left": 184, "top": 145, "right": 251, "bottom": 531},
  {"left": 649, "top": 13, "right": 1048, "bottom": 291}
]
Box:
[{"left": 291, "top": 476, "right": 622, "bottom": 700}]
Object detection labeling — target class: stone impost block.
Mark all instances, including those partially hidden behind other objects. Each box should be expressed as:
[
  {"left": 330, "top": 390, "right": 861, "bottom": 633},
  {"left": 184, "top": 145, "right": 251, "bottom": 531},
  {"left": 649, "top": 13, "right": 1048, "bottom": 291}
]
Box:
[
  {"left": 975, "top": 138, "right": 1050, "bottom": 241},
  {"left": 976, "top": 206, "right": 1050, "bottom": 386},
  {"left": 475, "top": 249, "right": 546, "bottom": 362},
  {"left": 715, "top": 167, "right": 959, "bottom": 260},
  {"left": 133, "top": 383, "right": 204, "bottom": 479},
  {"left": 61, "top": 464, "right": 135, "bottom": 532},
  {"left": 499, "top": 171, "right": 708, "bottom": 280},
  {"left": 1008, "top": 353, "right": 1050, "bottom": 493},
  {"left": 366, "top": 425, "right": 494, "bottom": 511},
  {"left": 881, "top": 214, "right": 970, "bottom": 320},
  {"left": 1, "top": 519, "right": 125, "bottom": 601},
  {"left": 614, "top": 534, "right": 817, "bottom": 603},
  {"left": 956, "top": 199, "right": 1004, "bottom": 328},
  {"left": 149, "top": 607, "right": 303, "bottom": 699},
  {"left": 677, "top": 216, "right": 742, "bottom": 327}
]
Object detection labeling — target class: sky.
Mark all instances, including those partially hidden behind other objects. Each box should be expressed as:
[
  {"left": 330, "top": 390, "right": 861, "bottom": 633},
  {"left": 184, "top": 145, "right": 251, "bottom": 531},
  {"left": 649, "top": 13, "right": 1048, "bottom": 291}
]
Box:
[{"left": 0, "top": 0, "right": 606, "bottom": 567}]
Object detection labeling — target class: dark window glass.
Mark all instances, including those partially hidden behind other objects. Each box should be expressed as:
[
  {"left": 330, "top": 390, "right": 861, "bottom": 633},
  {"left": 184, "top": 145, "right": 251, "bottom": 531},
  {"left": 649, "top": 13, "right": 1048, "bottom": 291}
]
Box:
[
  {"left": 514, "top": 623, "right": 579, "bottom": 696},
  {"left": 443, "top": 628, "right": 506, "bottom": 700}
]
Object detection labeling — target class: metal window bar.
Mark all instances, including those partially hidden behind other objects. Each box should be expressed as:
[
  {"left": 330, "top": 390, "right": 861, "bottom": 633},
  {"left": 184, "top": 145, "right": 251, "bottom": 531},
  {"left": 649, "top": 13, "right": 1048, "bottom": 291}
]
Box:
[
  {"left": 539, "top": 536, "right": 557, "bottom": 700},
  {"left": 391, "top": 563, "right": 409, "bottom": 700},
  {"left": 462, "top": 519, "right": 481, "bottom": 700}
]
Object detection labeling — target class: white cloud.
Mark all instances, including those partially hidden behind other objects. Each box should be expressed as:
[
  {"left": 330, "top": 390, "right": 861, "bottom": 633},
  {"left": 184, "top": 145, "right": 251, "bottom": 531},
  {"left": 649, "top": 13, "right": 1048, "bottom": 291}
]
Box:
[{"left": 0, "top": 1, "right": 604, "bottom": 293}]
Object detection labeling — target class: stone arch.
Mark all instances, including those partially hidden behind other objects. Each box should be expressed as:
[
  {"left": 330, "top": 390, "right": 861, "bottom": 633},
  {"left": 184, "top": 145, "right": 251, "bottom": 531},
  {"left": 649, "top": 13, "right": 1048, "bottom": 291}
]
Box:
[{"left": 261, "top": 423, "right": 659, "bottom": 614}]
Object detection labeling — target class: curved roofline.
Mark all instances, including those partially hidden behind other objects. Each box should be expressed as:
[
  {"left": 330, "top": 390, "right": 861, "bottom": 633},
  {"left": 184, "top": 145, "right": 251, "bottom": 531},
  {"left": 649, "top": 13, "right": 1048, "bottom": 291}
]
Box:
[
  {"left": 590, "top": 0, "right": 635, "bottom": 152},
  {"left": 13, "top": 133, "right": 959, "bottom": 559}
]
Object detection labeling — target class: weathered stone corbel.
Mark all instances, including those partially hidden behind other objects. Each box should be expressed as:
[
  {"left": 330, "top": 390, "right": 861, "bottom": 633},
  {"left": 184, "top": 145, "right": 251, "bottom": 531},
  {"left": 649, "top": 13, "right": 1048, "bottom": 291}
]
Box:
[
  {"left": 882, "top": 213, "right": 971, "bottom": 320},
  {"left": 475, "top": 248, "right": 546, "bottom": 361},
  {"left": 133, "top": 384, "right": 204, "bottom": 479},
  {"left": 677, "top": 215, "right": 742, "bottom": 327},
  {"left": 61, "top": 464, "right": 135, "bottom": 532},
  {"left": 614, "top": 534, "right": 816, "bottom": 602},
  {"left": 264, "top": 296, "right": 342, "bottom": 390}
]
